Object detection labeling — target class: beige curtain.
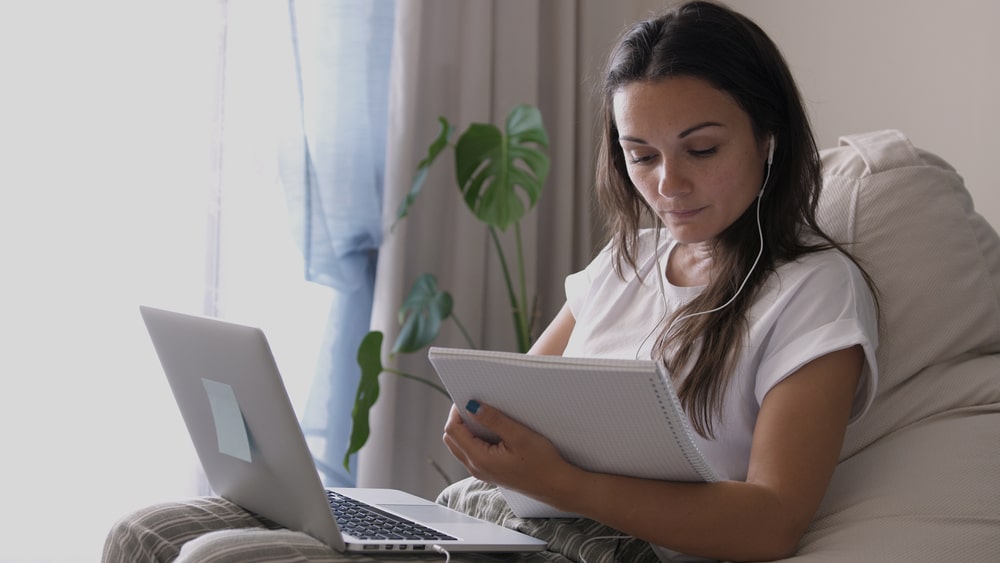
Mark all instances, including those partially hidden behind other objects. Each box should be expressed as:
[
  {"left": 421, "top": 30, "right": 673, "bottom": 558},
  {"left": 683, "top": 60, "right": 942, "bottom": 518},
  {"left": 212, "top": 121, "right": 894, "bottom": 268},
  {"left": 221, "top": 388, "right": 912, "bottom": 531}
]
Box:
[{"left": 358, "top": 0, "right": 660, "bottom": 499}]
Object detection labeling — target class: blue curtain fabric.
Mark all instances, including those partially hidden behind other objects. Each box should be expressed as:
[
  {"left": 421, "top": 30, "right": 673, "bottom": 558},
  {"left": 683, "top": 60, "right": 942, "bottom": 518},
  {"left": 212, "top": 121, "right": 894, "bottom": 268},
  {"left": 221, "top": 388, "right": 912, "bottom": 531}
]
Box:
[{"left": 281, "top": 0, "right": 395, "bottom": 486}]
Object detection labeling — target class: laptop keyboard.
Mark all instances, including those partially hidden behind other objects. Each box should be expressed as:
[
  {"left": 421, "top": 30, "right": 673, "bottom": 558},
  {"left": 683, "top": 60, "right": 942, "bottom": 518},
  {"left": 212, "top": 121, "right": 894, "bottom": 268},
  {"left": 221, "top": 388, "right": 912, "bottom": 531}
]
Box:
[{"left": 326, "top": 490, "right": 457, "bottom": 542}]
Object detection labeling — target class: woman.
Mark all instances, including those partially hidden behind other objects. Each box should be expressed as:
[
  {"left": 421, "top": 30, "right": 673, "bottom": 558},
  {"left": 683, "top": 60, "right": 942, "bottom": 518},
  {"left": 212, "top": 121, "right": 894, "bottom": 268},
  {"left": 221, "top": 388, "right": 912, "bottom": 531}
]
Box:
[{"left": 442, "top": 2, "right": 879, "bottom": 561}]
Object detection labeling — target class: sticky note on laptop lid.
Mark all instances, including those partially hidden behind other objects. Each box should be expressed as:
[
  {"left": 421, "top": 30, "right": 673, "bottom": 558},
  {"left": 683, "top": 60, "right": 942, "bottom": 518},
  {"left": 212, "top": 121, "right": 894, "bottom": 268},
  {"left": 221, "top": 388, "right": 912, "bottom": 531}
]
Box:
[{"left": 202, "top": 378, "right": 252, "bottom": 463}]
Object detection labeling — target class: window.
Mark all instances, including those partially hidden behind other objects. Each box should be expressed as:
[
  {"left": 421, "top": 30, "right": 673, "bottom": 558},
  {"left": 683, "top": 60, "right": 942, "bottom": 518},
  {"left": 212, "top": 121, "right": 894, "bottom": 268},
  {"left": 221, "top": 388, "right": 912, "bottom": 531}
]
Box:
[{"left": 0, "top": 2, "right": 333, "bottom": 560}]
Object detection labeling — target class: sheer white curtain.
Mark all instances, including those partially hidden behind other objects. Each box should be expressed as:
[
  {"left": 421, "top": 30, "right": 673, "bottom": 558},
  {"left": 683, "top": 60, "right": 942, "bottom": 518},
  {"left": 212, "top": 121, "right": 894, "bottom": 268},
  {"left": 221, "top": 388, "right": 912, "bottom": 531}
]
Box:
[
  {"left": 358, "top": 0, "right": 659, "bottom": 499},
  {"left": 277, "top": 0, "right": 396, "bottom": 487},
  {"left": 0, "top": 2, "right": 330, "bottom": 561}
]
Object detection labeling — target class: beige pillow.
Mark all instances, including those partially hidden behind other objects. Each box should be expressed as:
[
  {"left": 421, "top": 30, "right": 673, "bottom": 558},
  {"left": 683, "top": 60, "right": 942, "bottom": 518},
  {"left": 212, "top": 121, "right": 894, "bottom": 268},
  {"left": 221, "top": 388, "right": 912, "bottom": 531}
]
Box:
[{"left": 816, "top": 130, "right": 1000, "bottom": 454}]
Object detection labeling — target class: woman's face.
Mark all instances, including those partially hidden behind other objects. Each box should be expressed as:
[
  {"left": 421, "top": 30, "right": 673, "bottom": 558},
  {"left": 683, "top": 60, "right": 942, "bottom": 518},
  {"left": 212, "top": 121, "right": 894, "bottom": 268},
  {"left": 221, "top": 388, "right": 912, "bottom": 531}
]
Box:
[{"left": 613, "top": 76, "right": 770, "bottom": 246}]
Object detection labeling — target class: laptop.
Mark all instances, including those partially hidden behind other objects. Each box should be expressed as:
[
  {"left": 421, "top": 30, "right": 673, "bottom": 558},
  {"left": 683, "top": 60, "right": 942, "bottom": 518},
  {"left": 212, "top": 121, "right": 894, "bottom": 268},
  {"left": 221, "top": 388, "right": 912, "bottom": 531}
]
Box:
[{"left": 139, "top": 305, "right": 547, "bottom": 554}]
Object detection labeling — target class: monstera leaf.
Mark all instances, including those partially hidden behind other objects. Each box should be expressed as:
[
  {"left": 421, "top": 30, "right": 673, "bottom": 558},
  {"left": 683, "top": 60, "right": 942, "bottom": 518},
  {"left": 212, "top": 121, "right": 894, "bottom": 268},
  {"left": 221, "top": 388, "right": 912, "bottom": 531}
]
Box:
[
  {"left": 392, "top": 274, "right": 454, "bottom": 354},
  {"left": 394, "top": 117, "right": 454, "bottom": 226},
  {"left": 455, "top": 104, "right": 549, "bottom": 230},
  {"left": 344, "top": 330, "right": 385, "bottom": 469}
]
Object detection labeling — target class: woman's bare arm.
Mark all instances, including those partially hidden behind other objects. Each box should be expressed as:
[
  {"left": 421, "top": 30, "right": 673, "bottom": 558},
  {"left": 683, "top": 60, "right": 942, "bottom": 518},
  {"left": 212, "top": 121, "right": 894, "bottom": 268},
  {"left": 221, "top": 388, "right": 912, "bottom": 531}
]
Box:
[{"left": 527, "top": 302, "right": 575, "bottom": 356}]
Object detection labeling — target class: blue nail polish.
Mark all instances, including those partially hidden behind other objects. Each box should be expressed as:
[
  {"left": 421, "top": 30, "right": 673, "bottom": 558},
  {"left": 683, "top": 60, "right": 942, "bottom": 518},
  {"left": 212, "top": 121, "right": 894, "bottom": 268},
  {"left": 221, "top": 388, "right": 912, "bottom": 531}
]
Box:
[{"left": 465, "top": 399, "right": 480, "bottom": 414}]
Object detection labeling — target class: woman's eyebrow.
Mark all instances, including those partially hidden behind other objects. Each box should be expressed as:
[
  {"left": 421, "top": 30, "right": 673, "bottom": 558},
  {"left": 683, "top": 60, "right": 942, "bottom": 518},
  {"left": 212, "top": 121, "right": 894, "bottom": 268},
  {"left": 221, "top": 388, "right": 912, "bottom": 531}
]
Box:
[
  {"left": 618, "top": 134, "right": 648, "bottom": 144},
  {"left": 679, "top": 121, "right": 725, "bottom": 138},
  {"left": 619, "top": 121, "right": 727, "bottom": 144}
]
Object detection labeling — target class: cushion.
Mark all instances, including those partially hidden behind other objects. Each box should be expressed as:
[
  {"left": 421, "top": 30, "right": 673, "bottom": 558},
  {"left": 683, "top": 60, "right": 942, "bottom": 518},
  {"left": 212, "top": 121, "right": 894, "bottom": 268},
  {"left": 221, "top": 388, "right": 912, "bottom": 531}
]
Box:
[
  {"left": 816, "top": 129, "right": 1000, "bottom": 454},
  {"left": 786, "top": 130, "right": 1000, "bottom": 561},
  {"left": 788, "top": 406, "right": 1000, "bottom": 562}
]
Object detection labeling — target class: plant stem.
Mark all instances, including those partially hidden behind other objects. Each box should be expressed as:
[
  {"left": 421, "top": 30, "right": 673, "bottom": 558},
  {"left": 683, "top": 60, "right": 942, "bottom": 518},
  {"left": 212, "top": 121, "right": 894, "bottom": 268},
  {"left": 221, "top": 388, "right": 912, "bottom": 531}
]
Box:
[
  {"left": 514, "top": 221, "right": 530, "bottom": 348},
  {"left": 383, "top": 367, "right": 450, "bottom": 398},
  {"left": 427, "top": 457, "right": 454, "bottom": 487},
  {"left": 489, "top": 226, "right": 529, "bottom": 352},
  {"left": 450, "top": 314, "right": 478, "bottom": 349}
]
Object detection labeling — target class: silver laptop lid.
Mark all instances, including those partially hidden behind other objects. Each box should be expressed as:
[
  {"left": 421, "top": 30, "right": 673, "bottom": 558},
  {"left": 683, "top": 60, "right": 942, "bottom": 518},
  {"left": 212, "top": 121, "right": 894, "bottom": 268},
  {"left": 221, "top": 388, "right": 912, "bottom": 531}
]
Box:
[{"left": 139, "top": 305, "right": 346, "bottom": 550}]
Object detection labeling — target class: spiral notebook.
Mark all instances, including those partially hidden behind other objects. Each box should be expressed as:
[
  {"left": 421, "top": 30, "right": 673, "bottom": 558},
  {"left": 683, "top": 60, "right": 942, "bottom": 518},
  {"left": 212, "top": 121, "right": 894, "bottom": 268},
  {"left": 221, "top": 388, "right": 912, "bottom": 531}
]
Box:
[{"left": 427, "top": 347, "right": 720, "bottom": 518}]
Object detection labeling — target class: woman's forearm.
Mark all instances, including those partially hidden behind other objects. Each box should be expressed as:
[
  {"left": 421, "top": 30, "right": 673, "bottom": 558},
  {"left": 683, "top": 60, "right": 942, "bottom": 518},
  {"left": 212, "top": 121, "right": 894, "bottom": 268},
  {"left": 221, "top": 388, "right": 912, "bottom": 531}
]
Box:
[{"left": 543, "top": 468, "right": 803, "bottom": 562}]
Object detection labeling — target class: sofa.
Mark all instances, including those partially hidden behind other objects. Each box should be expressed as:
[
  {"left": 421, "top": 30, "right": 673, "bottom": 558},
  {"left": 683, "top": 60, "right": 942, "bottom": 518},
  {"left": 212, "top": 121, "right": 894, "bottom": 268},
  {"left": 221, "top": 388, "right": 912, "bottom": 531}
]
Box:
[{"left": 429, "top": 130, "right": 1000, "bottom": 563}]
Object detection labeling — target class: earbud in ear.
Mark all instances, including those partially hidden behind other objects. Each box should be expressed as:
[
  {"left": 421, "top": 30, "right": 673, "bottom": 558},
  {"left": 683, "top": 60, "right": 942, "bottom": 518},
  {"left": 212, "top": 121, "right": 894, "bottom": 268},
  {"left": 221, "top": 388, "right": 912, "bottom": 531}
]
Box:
[{"left": 759, "top": 136, "right": 775, "bottom": 198}]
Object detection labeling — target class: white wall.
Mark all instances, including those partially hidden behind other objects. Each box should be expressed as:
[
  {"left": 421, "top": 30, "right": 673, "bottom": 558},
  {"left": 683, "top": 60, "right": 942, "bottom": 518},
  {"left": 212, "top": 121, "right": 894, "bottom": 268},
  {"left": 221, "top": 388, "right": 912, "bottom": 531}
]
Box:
[{"left": 637, "top": 0, "right": 1000, "bottom": 228}]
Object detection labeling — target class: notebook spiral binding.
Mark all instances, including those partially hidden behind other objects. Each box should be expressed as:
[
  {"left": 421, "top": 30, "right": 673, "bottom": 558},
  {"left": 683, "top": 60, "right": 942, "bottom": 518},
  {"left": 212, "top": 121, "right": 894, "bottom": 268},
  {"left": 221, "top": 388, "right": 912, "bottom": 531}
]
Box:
[{"left": 651, "top": 364, "right": 720, "bottom": 482}]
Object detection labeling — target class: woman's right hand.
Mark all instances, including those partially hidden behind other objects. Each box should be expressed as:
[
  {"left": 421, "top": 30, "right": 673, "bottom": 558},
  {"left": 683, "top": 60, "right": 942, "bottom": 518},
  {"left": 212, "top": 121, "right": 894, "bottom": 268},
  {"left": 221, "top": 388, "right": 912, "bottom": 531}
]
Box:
[{"left": 442, "top": 402, "right": 581, "bottom": 506}]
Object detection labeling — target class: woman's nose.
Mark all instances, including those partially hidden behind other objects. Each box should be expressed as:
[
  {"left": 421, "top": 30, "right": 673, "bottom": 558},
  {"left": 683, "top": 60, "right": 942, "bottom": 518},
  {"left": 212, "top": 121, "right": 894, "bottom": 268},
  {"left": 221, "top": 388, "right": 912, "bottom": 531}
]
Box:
[{"left": 657, "top": 161, "right": 690, "bottom": 197}]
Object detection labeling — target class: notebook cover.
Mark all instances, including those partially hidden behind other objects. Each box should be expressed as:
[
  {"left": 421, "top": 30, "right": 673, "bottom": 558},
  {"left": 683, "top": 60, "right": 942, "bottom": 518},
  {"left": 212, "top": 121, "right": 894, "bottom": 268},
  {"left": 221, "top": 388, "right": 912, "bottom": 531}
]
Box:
[{"left": 428, "top": 347, "right": 719, "bottom": 518}]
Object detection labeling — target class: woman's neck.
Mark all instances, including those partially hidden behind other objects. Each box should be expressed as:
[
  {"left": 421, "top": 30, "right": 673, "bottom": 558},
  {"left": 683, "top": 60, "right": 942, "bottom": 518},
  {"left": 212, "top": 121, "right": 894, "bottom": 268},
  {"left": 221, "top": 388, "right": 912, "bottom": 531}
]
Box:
[{"left": 667, "top": 242, "right": 713, "bottom": 287}]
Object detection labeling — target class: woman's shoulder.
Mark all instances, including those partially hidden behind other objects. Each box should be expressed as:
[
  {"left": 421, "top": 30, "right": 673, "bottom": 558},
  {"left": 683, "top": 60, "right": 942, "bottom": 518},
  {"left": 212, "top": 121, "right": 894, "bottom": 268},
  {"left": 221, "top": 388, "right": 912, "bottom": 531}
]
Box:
[
  {"left": 771, "top": 246, "right": 874, "bottom": 305},
  {"left": 782, "top": 246, "right": 865, "bottom": 280}
]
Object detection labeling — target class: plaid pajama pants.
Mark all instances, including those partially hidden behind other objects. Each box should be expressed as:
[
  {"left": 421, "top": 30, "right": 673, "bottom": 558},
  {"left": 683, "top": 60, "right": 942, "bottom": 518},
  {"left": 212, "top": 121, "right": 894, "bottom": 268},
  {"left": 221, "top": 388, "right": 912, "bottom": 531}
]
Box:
[{"left": 101, "top": 478, "right": 659, "bottom": 563}]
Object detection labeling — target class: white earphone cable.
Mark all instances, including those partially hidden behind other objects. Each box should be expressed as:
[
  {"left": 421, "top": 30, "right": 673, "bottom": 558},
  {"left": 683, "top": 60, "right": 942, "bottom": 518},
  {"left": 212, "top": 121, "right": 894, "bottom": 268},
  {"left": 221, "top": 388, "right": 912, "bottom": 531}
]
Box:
[{"left": 432, "top": 544, "right": 451, "bottom": 562}]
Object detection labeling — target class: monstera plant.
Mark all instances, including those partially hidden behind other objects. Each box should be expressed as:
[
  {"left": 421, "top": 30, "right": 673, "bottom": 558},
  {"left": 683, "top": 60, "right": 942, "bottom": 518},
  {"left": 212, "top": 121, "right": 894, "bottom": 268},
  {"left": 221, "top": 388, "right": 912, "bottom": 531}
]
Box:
[{"left": 344, "top": 104, "right": 550, "bottom": 470}]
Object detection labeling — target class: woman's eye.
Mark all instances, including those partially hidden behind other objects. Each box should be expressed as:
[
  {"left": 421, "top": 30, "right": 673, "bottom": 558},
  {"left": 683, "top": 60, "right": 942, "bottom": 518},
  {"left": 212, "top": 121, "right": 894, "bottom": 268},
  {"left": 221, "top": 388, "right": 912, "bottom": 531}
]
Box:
[
  {"left": 689, "top": 147, "right": 717, "bottom": 158},
  {"left": 629, "top": 154, "right": 656, "bottom": 164}
]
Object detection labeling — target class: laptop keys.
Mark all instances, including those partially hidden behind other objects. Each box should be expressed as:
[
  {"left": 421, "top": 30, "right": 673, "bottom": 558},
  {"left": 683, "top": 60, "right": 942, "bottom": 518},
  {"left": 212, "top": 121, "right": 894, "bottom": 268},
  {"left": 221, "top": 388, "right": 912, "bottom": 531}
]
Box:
[{"left": 326, "top": 490, "right": 456, "bottom": 542}]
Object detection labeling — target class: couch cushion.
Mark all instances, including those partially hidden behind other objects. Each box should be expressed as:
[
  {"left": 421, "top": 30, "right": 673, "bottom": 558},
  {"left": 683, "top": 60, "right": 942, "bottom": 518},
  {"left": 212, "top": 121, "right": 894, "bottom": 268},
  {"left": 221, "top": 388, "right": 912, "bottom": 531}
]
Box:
[
  {"left": 790, "top": 403, "right": 1000, "bottom": 562},
  {"left": 816, "top": 129, "right": 1000, "bottom": 453}
]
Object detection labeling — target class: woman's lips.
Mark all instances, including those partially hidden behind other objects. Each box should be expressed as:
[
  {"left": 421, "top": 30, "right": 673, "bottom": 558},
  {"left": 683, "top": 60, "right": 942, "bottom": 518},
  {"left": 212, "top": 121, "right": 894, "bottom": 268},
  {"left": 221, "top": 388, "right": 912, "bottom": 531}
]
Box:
[{"left": 666, "top": 207, "right": 705, "bottom": 219}]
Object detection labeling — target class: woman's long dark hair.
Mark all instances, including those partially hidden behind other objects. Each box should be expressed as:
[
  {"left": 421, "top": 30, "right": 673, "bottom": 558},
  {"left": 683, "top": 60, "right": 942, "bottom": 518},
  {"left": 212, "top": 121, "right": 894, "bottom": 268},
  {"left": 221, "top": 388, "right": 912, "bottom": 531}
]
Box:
[{"left": 595, "top": 1, "right": 877, "bottom": 438}]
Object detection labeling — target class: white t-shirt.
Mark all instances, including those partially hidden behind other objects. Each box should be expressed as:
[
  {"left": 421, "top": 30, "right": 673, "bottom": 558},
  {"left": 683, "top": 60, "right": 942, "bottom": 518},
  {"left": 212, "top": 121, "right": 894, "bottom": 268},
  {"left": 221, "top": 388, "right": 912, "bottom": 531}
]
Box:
[{"left": 563, "top": 229, "right": 879, "bottom": 482}]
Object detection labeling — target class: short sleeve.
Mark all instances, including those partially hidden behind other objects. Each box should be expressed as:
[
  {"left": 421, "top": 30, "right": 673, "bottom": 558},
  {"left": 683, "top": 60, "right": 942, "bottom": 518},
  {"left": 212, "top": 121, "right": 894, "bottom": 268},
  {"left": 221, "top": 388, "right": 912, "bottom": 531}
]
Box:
[
  {"left": 564, "top": 241, "right": 614, "bottom": 319},
  {"left": 564, "top": 269, "right": 590, "bottom": 319},
  {"left": 754, "top": 253, "right": 880, "bottom": 423}
]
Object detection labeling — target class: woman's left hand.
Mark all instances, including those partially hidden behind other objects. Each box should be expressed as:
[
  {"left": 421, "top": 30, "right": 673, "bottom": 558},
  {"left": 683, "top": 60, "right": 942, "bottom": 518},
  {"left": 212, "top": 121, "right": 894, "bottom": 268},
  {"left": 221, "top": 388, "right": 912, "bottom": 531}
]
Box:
[{"left": 442, "top": 402, "right": 575, "bottom": 499}]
